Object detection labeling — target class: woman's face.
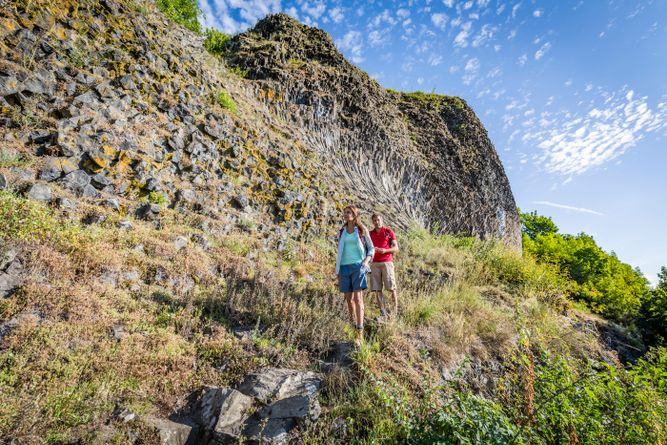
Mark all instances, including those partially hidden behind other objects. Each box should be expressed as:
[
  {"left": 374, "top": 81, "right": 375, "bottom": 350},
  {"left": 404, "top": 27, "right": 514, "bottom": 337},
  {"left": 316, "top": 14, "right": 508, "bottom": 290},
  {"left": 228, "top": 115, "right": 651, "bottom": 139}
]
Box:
[{"left": 344, "top": 208, "right": 355, "bottom": 222}]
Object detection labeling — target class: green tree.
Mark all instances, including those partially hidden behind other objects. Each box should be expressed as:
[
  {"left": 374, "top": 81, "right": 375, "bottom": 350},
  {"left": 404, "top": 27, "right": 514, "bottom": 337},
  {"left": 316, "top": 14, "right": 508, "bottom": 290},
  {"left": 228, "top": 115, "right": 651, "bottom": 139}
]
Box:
[
  {"left": 519, "top": 209, "right": 559, "bottom": 240},
  {"left": 155, "top": 0, "right": 201, "bottom": 33},
  {"left": 640, "top": 267, "right": 667, "bottom": 344}
]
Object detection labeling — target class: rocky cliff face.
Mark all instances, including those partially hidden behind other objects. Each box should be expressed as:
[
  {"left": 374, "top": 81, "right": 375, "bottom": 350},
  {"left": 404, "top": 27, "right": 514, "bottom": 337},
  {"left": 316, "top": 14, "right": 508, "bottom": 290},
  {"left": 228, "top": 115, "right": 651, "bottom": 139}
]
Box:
[
  {"left": 226, "top": 14, "right": 520, "bottom": 246},
  {"left": 0, "top": 1, "right": 518, "bottom": 247}
]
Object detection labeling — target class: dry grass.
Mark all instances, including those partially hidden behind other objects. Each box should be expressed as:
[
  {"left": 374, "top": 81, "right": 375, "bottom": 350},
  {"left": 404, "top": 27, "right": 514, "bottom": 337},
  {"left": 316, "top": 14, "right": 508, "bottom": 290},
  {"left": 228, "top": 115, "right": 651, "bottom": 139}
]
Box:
[{"left": 0, "top": 191, "right": 625, "bottom": 443}]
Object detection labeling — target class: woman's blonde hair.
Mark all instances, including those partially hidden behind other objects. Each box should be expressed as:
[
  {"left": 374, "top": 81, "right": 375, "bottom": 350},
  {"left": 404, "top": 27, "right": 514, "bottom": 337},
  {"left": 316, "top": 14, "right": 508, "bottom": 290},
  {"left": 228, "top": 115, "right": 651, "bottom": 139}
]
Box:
[{"left": 343, "top": 205, "right": 367, "bottom": 236}]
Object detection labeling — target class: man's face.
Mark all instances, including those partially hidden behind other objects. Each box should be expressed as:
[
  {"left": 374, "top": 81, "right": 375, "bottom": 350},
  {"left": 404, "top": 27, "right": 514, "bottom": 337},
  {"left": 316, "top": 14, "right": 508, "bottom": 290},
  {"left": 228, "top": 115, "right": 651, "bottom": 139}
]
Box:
[{"left": 372, "top": 215, "right": 383, "bottom": 230}]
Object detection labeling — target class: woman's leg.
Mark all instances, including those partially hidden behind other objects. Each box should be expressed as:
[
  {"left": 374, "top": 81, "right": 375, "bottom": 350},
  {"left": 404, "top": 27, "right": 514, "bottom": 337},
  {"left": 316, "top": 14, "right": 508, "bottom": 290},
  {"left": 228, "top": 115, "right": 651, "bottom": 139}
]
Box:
[
  {"left": 344, "top": 292, "right": 355, "bottom": 324},
  {"left": 352, "top": 290, "right": 364, "bottom": 328}
]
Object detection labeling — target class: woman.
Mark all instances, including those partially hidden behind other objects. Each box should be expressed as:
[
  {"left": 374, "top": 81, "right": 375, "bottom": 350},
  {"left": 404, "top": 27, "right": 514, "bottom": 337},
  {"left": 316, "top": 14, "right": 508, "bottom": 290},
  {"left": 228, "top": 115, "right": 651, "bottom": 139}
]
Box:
[{"left": 335, "top": 206, "right": 375, "bottom": 344}]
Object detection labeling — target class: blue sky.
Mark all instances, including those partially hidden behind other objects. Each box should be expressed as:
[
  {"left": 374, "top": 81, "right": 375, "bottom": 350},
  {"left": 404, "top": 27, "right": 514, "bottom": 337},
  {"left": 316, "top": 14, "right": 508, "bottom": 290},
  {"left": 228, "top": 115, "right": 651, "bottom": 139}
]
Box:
[{"left": 199, "top": 0, "right": 667, "bottom": 285}]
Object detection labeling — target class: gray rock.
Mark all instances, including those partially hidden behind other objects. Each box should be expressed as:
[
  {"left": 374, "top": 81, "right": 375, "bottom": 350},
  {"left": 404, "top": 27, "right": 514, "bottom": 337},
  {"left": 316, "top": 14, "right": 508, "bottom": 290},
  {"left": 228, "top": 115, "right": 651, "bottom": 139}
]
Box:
[
  {"left": 39, "top": 157, "right": 64, "bottom": 181},
  {"left": 118, "top": 220, "right": 134, "bottom": 230},
  {"left": 136, "top": 203, "right": 161, "bottom": 221},
  {"left": 104, "top": 198, "right": 121, "bottom": 211},
  {"left": 28, "top": 183, "right": 52, "bottom": 202},
  {"left": 72, "top": 90, "right": 100, "bottom": 107},
  {"left": 242, "top": 417, "right": 294, "bottom": 445},
  {"left": 59, "top": 169, "right": 91, "bottom": 194},
  {"left": 0, "top": 311, "right": 42, "bottom": 341},
  {"left": 112, "top": 324, "right": 126, "bottom": 341},
  {"left": 237, "top": 368, "right": 322, "bottom": 404},
  {"left": 0, "top": 75, "right": 20, "bottom": 96},
  {"left": 173, "top": 236, "right": 188, "bottom": 251},
  {"left": 91, "top": 173, "right": 112, "bottom": 189},
  {"left": 144, "top": 416, "right": 199, "bottom": 445},
  {"left": 118, "top": 75, "right": 137, "bottom": 91},
  {"left": 176, "top": 188, "right": 196, "bottom": 204},
  {"left": 0, "top": 173, "right": 7, "bottom": 189},
  {"left": 56, "top": 197, "right": 77, "bottom": 211},
  {"left": 81, "top": 184, "right": 99, "bottom": 198},
  {"left": 195, "top": 387, "right": 254, "bottom": 442},
  {"left": 257, "top": 395, "right": 314, "bottom": 420},
  {"left": 30, "top": 130, "right": 54, "bottom": 144}
]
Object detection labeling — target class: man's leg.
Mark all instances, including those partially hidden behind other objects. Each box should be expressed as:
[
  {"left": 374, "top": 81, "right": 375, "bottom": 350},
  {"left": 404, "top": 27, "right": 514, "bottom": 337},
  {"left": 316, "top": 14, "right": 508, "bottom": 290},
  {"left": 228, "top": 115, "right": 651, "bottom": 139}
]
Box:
[
  {"left": 385, "top": 262, "right": 398, "bottom": 318},
  {"left": 390, "top": 289, "right": 398, "bottom": 317},
  {"left": 375, "top": 290, "right": 388, "bottom": 316}
]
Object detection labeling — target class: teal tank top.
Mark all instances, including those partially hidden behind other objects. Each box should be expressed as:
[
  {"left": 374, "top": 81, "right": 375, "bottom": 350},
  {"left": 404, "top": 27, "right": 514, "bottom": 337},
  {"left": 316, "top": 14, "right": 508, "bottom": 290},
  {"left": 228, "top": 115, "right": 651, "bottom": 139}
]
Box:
[{"left": 341, "top": 229, "right": 363, "bottom": 265}]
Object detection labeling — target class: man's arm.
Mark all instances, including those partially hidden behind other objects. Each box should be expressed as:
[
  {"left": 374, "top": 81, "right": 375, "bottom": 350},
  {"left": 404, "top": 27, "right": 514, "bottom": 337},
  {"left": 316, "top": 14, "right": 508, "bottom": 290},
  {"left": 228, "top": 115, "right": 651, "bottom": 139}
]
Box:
[{"left": 376, "top": 238, "right": 399, "bottom": 254}]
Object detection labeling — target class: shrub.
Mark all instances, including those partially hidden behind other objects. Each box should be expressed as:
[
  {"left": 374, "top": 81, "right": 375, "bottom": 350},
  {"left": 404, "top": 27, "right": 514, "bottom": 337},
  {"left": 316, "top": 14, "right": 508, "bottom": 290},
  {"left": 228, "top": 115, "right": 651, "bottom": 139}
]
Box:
[
  {"left": 216, "top": 91, "right": 237, "bottom": 114},
  {"left": 155, "top": 0, "right": 201, "bottom": 33},
  {"left": 204, "top": 28, "right": 230, "bottom": 56}
]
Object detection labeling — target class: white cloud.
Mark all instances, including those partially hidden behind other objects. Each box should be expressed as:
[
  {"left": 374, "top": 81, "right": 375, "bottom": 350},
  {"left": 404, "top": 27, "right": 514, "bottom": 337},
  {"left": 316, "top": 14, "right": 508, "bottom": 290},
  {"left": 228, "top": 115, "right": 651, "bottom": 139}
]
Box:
[
  {"left": 443, "top": 0, "right": 454, "bottom": 7},
  {"left": 302, "top": 1, "right": 326, "bottom": 19},
  {"left": 431, "top": 13, "right": 448, "bottom": 29},
  {"left": 368, "top": 30, "right": 386, "bottom": 47},
  {"left": 417, "top": 77, "right": 424, "bottom": 85},
  {"left": 534, "top": 42, "right": 552, "bottom": 60},
  {"left": 449, "top": 65, "right": 460, "bottom": 73},
  {"left": 371, "top": 9, "right": 397, "bottom": 27},
  {"left": 533, "top": 9, "right": 543, "bottom": 17},
  {"left": 463, "top": 1, "right": 474, "bottom": 10},
  {"left": 454, "top": 22, "right": 473, "bottom": 47},
  {"left": 472, "top": 24, "right": 497, "bottom": 47},
  {"left": 336, "top": 31, "right": 364, "bottom": 63},
  {"left": 463, "top": 57, "right": 480, "bottom": 85},
  {"left": 428, "top": 54, "right": 443, "bottom": 66},
  {"left": 200, "top": 0, "right": 281, "bottom": 34},
  {"left": 524, "top": 88, "right": 667, "bottom": 175},
  {"left": 397, "top": 8, "right": 410, "bottom": 18},
  {"left": 517, "top": 53, "right": 528, "bottom": 65},
  {"left": 533, "top": 201, "right": 604, "bottom": 216},
  {"left": 329, "top": 7, "right": 344, "bottom": 23},
  {"left": 512, "top": 3, "right": 521, "bottom": 18}
]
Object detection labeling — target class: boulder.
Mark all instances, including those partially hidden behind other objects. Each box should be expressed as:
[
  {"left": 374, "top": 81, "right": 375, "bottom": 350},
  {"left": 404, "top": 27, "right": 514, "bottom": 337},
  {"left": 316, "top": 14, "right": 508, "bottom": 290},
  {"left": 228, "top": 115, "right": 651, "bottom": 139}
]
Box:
[
  {"left": 59, "top": 169, "right": 91, "bottom": 195},
  {"left": 195, "top": 387, "right": 255, "bottom": 443},
  {"left": 27, "top": 183, "right": 52, "bottom": 202},
  {"left": 144, "top": 416, "right": 199, "bottom": 445},
  {"left": 237, "top": 368, "right": 321, "bottom": 404}
]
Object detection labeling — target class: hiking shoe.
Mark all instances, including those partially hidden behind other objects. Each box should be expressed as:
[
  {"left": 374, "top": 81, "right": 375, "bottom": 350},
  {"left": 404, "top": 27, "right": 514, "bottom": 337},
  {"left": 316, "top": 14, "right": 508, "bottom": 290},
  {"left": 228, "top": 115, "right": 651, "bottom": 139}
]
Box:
[
  {"left": 375, "top": 315, "right": 387, "bottom": 323},
  {"left": 354, "top": 327, "right": 364, "bottom": 346}
]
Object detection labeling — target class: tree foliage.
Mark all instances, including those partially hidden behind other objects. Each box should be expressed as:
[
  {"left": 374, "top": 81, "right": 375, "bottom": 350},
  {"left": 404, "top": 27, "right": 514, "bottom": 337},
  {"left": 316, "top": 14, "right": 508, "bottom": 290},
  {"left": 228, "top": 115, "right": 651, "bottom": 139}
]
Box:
[
  {"left": 155, "top": 0, "right": 201, "bottom": 33},
  {"left": 640, "top": 267, "right": 667, "bottom": 343},
  {"left": 520, "top": 210, "right": 650, "bottom": 322}
]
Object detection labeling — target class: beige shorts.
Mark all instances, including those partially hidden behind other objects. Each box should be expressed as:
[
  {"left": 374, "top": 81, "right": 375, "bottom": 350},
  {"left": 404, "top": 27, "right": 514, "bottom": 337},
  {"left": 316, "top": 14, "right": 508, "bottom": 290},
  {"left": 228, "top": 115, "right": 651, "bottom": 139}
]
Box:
[{"left": 370, "top": 262, "right": 396, "bottom": 291}]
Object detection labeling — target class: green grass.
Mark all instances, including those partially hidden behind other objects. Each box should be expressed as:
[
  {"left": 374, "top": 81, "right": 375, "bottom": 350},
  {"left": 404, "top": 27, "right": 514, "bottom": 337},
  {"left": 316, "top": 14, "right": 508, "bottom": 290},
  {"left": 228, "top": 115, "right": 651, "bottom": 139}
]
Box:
[{"left": 216, "top": 90, "right": 238, "bottom": 114}]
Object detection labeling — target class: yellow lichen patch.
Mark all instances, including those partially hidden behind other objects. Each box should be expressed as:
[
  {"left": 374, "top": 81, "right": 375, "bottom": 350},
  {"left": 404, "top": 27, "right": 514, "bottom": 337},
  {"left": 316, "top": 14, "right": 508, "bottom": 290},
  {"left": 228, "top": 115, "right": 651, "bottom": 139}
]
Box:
[
  {"left": 0, "top": 18, "right": 20, "bottom": 37},
  {"left": 114, "top": 151, "right": 132, "bottom": 172}
]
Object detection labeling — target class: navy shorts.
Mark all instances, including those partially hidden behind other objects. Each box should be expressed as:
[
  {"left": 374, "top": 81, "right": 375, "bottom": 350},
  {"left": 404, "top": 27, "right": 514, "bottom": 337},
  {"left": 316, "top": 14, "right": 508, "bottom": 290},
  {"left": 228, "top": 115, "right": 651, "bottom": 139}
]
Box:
[{"left": 339, "top": 262, "right": 367, "bottom": 293}]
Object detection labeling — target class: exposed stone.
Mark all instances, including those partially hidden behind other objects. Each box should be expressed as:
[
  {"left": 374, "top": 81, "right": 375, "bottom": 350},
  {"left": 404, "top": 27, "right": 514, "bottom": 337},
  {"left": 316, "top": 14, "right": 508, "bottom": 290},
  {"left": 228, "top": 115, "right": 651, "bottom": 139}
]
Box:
[
  {"left": 237, "top": 368, "right": 322, "bottom": 404},
  {"left": 56, "top": 197, "right": 77, "bottom": 211},
  {"left": 0, "top": 311, "right": 42, "bottom": 341},
  {"left": 136, "top": 203, "right": 161, "bottom": 221},
  {"left": 27, "top": 183, "right": 52, "bottom": 201},
  {"left": 0, "top": 75, "right": 20, "bottom": 96},
  {"left": 0, "top": 173, "right": 7, "bottom": 189},
  {"left": 39, "top": 157, "right": 64, "bottom": 181},
  {"left": 144, "top": 416, "right": 199, "bottom": 445},
  {"left": 118, "top": 220, "right": 134, "bottom": 230},
  {"left": 103, "top": 198, "right": 121, "bottom": 211},
  {"left": 173, "top": 236, "right": 188, "bottom": 251},
  {"left": 59, "top": 169, "right": 91, "bottom": 194}
]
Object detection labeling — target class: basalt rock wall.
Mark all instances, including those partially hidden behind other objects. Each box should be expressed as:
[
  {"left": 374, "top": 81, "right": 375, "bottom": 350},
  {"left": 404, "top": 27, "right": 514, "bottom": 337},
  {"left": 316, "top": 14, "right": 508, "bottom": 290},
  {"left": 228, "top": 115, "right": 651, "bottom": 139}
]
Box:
[
  {"left": 0, "top": 2, "right": 519, "bottom": 247},
  {"left": 226, "top": 14, "right": 521, "bottom": 247}
]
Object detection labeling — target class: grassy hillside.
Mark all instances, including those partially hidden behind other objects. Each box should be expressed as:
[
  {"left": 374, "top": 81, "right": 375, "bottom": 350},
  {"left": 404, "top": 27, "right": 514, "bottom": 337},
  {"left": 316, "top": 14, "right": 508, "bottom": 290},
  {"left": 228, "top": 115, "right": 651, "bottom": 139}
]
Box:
[{"left": 1, "top": 190, "right": 665, "bottom": 443}]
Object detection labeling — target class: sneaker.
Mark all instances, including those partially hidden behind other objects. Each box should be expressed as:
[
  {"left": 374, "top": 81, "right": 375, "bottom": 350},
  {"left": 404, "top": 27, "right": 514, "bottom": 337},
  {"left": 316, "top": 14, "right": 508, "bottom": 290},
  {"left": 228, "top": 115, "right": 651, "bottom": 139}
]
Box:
[{"left": 375, "top": 315, "right": 387, "bottom": 323}]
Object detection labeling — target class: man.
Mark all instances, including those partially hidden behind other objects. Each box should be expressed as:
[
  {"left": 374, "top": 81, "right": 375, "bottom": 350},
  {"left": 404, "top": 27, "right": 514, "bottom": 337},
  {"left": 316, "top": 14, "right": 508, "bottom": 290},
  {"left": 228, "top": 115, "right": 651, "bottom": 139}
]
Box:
[{"left": 369, "top": 213, "right": 399, "bottom": 321}]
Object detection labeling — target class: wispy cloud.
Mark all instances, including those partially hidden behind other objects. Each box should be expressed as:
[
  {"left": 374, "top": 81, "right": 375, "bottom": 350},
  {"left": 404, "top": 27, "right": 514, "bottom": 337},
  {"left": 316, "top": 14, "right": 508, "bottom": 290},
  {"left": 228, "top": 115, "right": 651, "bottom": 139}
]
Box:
[
  {"left": 524, "top": 88, "right": 667, "bottom": 175},
  {"left": 533, "top": 201, "right": 605, "bottom": 216},
  {"left": 200, "top": 0, "right": 281, "bottom": 33},
  {"left": 534, "top": 41, "right": 552, "bottom": 60}
]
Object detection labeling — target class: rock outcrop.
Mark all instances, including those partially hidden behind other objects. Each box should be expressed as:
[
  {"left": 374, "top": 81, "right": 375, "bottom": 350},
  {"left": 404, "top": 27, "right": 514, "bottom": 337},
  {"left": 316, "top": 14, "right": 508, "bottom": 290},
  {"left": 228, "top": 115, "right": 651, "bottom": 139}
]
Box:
[
  {"left": 226, "top": 14, "right": 520, "bottom": 246},
  {"left": 0, "top": 1, "right": 519, "bottom": 247}
]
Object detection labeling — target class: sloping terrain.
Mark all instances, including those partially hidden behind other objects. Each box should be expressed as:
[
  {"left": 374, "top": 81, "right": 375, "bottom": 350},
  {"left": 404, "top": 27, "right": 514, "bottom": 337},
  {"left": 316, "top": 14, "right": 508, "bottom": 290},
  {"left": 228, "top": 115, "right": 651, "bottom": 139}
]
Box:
[{"left": 1, "top": 1, "right": 665, "bottom": 444}]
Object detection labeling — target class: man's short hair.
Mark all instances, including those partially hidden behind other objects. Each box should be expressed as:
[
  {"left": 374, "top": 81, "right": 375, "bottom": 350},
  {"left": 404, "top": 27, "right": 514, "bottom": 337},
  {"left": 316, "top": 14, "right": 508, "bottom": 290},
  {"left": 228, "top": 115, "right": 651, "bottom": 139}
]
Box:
[{"left": 372, "top": 213, "right": 383, "bottom": 219}]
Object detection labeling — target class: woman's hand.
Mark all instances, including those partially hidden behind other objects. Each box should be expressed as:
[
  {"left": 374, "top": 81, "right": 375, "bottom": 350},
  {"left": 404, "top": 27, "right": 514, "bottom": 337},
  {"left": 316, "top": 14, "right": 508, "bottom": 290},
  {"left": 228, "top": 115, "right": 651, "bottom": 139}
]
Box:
[{"left": 362, "top": 258, "right": 371, "bottom": 269}]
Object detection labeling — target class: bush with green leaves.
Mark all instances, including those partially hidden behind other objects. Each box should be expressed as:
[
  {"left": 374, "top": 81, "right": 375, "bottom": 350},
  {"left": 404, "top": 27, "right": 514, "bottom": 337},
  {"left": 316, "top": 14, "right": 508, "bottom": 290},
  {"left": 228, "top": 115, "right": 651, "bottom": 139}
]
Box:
[
  {"left": 497, "top": 346, "right": 667, "bottom": 444},
  {"left": 640, "top": 267, "right": 667, "bottom": 343},
  {"left": 520, "top": 210, "right": 650, "bottom": 321},
  {"left": 216, "top": 91, "right": 237, "bottom": 114},
  {"left": 203, "top": 28, "right": 230, "bottom": 56},
  {"left": 155, "top": 0, "right": 201, "bottom": 33}
]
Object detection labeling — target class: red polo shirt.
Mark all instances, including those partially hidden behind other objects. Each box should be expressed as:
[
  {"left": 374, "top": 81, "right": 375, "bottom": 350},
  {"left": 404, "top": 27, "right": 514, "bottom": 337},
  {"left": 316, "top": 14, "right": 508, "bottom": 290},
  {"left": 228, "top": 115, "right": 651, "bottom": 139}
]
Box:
[{"left": 370, "top": 227, "right": 396, "bottom": 262}]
